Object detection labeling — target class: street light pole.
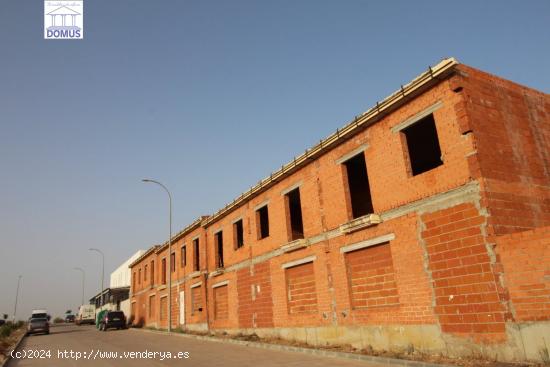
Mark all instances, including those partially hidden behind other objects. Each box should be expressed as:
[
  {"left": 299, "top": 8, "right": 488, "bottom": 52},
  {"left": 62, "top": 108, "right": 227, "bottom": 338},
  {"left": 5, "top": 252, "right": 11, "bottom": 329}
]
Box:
[
  {"left": 89, "top": 248, "right": 104, "bottom": 310},
  {"left": 13, "top": 275, "right": 22, "bottom": 322},
  {"left": 73, "top": 267, "right": 86, "bottom": 306},
  {"left": 142, "top": 179, "right": 172, "bottom": 333}
]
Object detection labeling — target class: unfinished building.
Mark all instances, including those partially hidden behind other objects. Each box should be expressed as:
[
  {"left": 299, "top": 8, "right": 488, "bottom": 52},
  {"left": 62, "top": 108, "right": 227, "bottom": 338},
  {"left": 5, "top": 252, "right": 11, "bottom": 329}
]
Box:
[{"left": 129, "top": 58, "right": 550, "bottom": 362}]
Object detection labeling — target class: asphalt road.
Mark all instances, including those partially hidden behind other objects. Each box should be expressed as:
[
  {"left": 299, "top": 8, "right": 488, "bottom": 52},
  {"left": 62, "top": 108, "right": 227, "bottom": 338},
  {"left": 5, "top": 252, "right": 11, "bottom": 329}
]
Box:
[{"left": 8, "top": 324, "right": 385, "bottom": 366}]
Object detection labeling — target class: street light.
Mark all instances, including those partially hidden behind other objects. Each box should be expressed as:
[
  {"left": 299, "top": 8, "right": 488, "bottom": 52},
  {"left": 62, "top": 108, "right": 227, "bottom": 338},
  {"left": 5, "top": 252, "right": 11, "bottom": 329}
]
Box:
[
  {"left": 89, "top": 248, "right": 104, "bottom": 309},
  {"left": 73, "top": 267, "right": 86, "bottom": 306},
  {"left": 142, "top": 178, "right": 173, "bottom": 332},
  {"left": 13, "top": 275, "right": 22, "bottom": 322}
]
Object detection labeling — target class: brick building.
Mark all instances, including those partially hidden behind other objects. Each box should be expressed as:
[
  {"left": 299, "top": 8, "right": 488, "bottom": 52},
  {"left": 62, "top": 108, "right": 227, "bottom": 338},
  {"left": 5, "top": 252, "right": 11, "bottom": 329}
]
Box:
[{"left": 129, "top": 58, "right": 550, "bottom": 362}]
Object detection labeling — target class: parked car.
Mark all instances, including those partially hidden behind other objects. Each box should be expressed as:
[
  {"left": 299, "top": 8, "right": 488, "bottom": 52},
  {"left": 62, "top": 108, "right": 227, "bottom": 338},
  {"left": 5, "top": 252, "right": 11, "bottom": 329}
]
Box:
[
  {"left": 65, "top": 314, "right": 75, "bottom": 323},
  {"left": 27, "top": 317, "right": 49, "bottom": 335},
  {"left": 0, "top": 319, "right": 5, "bottom": 326},
  {"left": 98, "top": 311, "right": 126, "bottom": 331}
]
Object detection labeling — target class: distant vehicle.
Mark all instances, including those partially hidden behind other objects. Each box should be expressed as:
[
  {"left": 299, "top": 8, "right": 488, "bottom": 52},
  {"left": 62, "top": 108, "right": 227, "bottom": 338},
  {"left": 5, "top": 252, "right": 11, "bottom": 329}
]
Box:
[
  {"left": 0, "top": 319, "right": 5, "bottom": 326},
  {"left": 27, "top": 317, "right": 49, "bottom": 335},
  {"left": 30, "top": 310, "right": 51, "bottom": 323},
  {"left": 76, "top": 305, "right": 95, "bottom": 325},
  {"left": 65, "top": 314, "right": 75, "bottom": 323},
  {"left": 31, "top": 309, "right": 48, "bottom": 319},
  {"left": 98, "top": 311, "right": 126, "bottom": 331}
]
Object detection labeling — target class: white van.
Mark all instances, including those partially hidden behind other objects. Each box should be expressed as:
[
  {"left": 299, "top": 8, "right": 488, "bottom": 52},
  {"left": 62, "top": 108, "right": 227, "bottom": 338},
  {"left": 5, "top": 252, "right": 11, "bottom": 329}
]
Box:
[
  {"left": 31, "top": 309, "right": 48, "bottom": 319},
  {"left": 76, "top": 305, "right": 96, "bottom": 325}
]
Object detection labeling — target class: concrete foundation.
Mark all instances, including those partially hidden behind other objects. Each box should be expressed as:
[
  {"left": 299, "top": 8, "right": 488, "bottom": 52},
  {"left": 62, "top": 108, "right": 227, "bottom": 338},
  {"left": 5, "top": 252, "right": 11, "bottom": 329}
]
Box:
[{"left": 212, "top": 322, "right": 550, "bottom": 363}]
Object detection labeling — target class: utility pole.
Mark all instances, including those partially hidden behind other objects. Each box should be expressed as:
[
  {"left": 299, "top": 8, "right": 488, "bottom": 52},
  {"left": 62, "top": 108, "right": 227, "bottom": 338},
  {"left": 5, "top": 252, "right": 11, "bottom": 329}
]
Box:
[
  {"left": 73, "top": 267, "right": 86, "bottom": 306},
  {"left": 13, "top": 275, "right": 22, "bottom": 322},
  {"left": 89, "top": 248, "right": 105, "bottom": 309}
]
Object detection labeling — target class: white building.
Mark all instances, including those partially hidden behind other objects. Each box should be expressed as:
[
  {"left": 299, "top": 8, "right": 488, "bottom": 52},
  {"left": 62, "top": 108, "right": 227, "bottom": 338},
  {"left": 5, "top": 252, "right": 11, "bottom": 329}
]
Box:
[
  {"left": 91, "top": 250, "right": 144, "bottom": 317},
  {"left": 110, "top": 250, "right": 144, "bottom": 288}
]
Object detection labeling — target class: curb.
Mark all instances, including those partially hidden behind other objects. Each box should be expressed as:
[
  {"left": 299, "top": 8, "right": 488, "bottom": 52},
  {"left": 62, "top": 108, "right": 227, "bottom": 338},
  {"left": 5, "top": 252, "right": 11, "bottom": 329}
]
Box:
[
  {"left": 130, "top": 328, "right": 451, "bottom": 367},
  {"left": 1, "top": 330, "right": 26, "bottom": 367}
]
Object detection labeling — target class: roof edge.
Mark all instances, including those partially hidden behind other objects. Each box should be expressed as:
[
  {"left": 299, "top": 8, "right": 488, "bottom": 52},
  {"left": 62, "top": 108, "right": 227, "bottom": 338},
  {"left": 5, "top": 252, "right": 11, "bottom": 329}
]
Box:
[
  {"left": 128, "top": 245, "right": 159, "bottom": 268},
  {"left": 155, "top": 215, "right": 207, "bottom": 253},
  {"left": 203, "top": 57, "right": 459, "bottom": 226}
]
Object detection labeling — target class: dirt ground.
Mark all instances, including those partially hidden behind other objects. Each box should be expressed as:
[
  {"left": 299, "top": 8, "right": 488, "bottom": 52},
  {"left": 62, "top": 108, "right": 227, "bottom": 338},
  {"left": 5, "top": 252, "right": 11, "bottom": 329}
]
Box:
[{"left": 0, "top": 326, "right": 26, "bottom": 364}]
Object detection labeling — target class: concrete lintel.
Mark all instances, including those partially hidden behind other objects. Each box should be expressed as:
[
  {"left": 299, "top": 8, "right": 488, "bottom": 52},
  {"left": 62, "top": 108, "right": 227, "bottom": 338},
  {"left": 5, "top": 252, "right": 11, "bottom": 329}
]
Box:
[
  {"left": 253, "top": 200, "right": 270, "bottom": 211},
  {"left": 231, "top": 216, "right": 243, "bottom": 224},
  {"left": 309, "top": 228, "right": 341, "bottom": 245},
  {"left": 281, "top": 238, "right": 309, "bottom": 253},
  {"left": 282, "top": 255, "right": 316, "bottom": 269},
  {"left": 380, "top": 181, "right": 480, "bottom": 221},
  {"left": 212, "top": 280, "right": 229, "bottom": 288},
  {"left": 340, "top": 233, "right": 395, "bottom": 253},
  {"left": 189, "top": 271, "right": 201, "bottom": 279},
  {"left": 335, "top": 143, "right": 369, "bottom": 164},
  {"left": 190, "top": 281, "right": 202, "bottom": 289},
  {"left": 391, "top": 100, "right": 443, "bottom": 133},
  {"left": 209, "top": 269, "right": 224, "bottom": 277},
  {"left": 281, "top": 180, "right": 303, "bottom": 196}
]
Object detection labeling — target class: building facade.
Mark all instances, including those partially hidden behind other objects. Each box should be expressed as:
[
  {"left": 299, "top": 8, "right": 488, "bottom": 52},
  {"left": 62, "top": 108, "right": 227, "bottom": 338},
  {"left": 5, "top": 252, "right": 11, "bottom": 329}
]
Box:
[
  {"left": 91, "top": 250, "right": 144, "bottom": 316},
  {"left": 129, "top": 58, "right": 550, "bottom": 362}
]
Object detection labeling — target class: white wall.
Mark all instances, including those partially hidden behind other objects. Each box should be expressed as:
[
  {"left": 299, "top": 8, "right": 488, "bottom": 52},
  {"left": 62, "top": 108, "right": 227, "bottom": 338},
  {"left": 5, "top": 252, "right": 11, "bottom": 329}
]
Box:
[
  {"left": 110, "top": 250, "right": 144, "bottom": 288},
  {"left": 119, "top": 299, "right": 130, "bottom": 318}
]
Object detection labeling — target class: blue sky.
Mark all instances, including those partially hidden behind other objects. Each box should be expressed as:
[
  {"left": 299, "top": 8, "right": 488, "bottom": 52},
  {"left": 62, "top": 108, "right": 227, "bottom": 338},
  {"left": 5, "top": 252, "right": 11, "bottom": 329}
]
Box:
[{"left": 0, "top": 0, "right": 548, "bottom": 318}]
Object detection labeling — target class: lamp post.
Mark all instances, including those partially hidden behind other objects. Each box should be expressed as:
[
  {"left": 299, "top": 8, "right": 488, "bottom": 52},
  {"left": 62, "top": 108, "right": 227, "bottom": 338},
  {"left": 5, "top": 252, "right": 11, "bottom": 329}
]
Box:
[
  {"left": 89, "top": 248, "right": 104, "bottom": 309},
  {"left": 73, "top": 267, "right": 85, "bottom": 306},
  {"left": 142, "top": 179, "right": 172, "bottom": 332},
  {"left": 13, "top": 275, "right": 22, "bottom": 322}
]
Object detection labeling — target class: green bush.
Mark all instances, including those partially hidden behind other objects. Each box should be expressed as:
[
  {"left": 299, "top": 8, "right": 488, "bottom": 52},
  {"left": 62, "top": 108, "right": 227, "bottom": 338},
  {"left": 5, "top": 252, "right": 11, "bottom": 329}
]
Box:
[
  {"left": 1, "top": 324, "right": 13, "bottom": 338},
  {"left": 0, "top": 321, "right": 25, "bottom": 338}
]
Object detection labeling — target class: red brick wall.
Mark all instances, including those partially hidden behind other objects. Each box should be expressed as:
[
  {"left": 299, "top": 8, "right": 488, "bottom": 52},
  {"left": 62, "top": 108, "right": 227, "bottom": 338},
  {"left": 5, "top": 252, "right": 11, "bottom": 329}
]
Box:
[
  {"left": 148, "top": 295, "right": 156, "bottom": 321},
  {"left": 285, "top": 262, "right": 318, "bottom": 314},
  {"left": 236, "top": 262, "right": 274, "bottom": 328},
  {"left": 497, "top": 226, "right": 550, "bottom": 321},
  {"left": 421, "top": 203, "right": 508, "bottom": 342},
  {"left": 345, "top": 242, "right": 399, "bottom": 309},
  {"left": 129, "top": 237, "right": 208, "bottom": 329},
  {"left": 203, "top": 74, "right": 475, "bottom": 273},
  {"left": 159, "top": 296, "right": 167, "bottom": 322},
  {"left": 326, "top": 214, "right": 437, "bottom": 326},
  {"left": 451, "top": 65, "right": 550, "bottom": 236},
  {"left": 191, "top": 286, "right": 202, "bottom": 314},
  {"left": 214, "top": 285, "right": 229, "bottom": 320}
]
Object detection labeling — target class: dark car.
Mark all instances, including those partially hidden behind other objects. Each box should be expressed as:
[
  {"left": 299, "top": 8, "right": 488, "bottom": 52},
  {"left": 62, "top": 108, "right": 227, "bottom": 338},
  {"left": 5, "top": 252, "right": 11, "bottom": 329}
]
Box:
[
  {"left": 27, "top": 318, "right": 50, "bottom": 335},
  {"left": 98, "top": 311, "right": 126, "bottom": 331},
  {"left": 65, "top": 314, "right": 75, "bottom": 323},
  {"left": 0, "top": 319, "right": 5, "bottom": 326}
]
